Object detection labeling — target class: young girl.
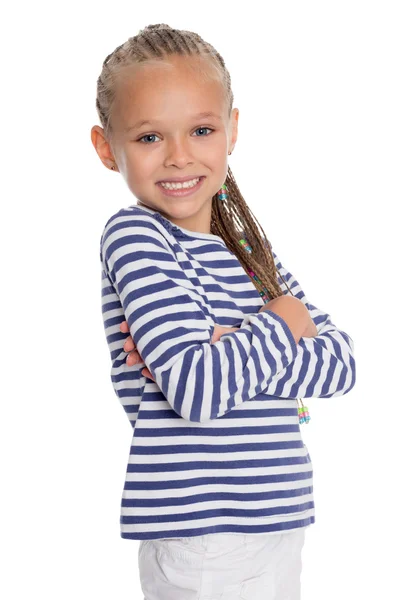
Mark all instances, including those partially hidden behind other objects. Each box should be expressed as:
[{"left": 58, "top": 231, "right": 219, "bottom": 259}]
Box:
[{"left": 92, "top": 23, "right": 356, "bottom": 600}]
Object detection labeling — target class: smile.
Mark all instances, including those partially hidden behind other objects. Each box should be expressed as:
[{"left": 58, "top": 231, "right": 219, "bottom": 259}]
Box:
[{"left": 156, "top": 176, "right": 205, "bottom": 197}]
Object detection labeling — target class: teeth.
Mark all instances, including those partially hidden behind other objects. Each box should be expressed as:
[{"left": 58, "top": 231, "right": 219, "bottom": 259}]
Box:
[{"left": 160, "top": 177, "right": 200, "bottom": 190}]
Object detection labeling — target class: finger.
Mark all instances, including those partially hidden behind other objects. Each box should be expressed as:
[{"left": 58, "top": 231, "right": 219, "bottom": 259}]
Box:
[
  {"left": 126, "top": 351, "right": 138, "bottom": 366},
  {"left": 141, "top": 367, "right": 155, "bottom": 381},
  {"left": 123, "top": 337, "right": 135, "bottom": 352},
  {"left": 126, "top": 350, "right": 145, "bottom": 367},
  {"left": 120, "top": 320, "right": 129, "bottom": 333}
]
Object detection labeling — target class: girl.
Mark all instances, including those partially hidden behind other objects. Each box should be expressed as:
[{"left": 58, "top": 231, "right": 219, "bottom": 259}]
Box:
[{"left": 92, "top": 23, "right": 356, "bottom": 600}]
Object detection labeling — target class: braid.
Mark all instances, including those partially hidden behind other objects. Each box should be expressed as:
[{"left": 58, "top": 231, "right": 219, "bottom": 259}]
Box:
[
  {"left": 211, "top": 166, "right": 287, "bottom": 299},
  {"left": 95, "top": 23, "right": 289, "bottom": 301}
]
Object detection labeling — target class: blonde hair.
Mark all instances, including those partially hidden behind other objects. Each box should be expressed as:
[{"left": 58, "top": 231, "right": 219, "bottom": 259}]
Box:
[{"left": 95, "top": 23, "right": 289, "bottom": 300}]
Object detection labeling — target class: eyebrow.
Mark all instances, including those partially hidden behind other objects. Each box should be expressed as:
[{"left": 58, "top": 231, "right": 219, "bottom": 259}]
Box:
[{"left": 125, "top": 111, "right": 223, "bottom": 133}]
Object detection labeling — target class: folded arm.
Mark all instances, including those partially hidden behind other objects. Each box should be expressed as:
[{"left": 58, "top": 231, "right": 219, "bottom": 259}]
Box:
[
  {"left": 101, "top": 211, "right": 300, "bottom": 423},
  {"left": 258, "top": 239, "right": 356, "bottom": 399}
]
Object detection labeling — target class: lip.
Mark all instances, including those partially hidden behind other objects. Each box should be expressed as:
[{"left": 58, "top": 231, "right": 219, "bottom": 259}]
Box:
[
  {"left": 156, "top": 176, "right": 205, "bottom": 197},
  {"left": 157, "top": 175, "right": 205, "bottom": 183}
]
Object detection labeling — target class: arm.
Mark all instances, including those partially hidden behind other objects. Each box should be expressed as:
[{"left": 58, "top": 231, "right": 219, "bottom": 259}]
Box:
[
  {"left": 258, "top": 239, "right": 356, "bottom": 399},
  {"left": 131, "top": 298, "right": 312, "bottom": 378},
  {"left": 101, "top": 211, "right": 299, "bottom": 423},
  {"left": 214, "top": 296, "right": 311, "bottom": 346}
]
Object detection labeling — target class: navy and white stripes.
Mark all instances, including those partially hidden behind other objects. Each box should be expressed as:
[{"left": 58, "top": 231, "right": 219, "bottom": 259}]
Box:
[{"left": 100, "top": 203, "right": 356, "bottom": 540}]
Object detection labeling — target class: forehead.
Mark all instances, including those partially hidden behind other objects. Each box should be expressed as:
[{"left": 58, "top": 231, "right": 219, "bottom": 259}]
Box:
[{"left": 112, "top": 55, "right": 227, "bottom": 128}]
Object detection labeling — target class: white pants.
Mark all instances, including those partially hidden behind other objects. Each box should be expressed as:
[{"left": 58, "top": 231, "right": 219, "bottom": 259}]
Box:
[{"left": 138, "top": 528, "right": 306, "bottom": 600}]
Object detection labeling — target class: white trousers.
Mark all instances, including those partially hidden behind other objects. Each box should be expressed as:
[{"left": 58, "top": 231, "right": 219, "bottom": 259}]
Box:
[{"left": 138, "top": 527, "right": 306, "bottom": 600}]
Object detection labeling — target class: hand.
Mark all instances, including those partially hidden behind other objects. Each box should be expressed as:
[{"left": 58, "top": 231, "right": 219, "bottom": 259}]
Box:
[
  {"left": 259, "top": 297, "right": 318, "bottom": 339},
  {"left": 211, "top": 324, "right": 240, "bottom": 343},
  {"left": 302, "top": 317, "right": 318, "bottom": 338},
  {"left": 258, "top": 296, "right": 310, "bottom": 345},
  {"left": 119, "top": 320, "right": 154, "bottom": 381},
  {"left": 257, "top": 297, "right": 284, "bottom": 313}
]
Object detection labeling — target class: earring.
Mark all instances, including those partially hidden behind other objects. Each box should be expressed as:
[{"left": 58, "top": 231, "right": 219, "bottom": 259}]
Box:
[{"left": 111, "top": 165, "right": 116, "bottom": 171}]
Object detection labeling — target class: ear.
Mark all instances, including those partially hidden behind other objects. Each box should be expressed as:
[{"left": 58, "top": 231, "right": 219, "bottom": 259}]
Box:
[
  {"left": 229, "top": 107, "right": 239, "bottom": 153},
  {"left": 90, "top": 125, "right": 118, "bottom": 171}
]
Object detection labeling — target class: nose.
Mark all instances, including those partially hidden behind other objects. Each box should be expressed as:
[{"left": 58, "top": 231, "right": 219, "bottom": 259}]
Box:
[{"left": 164, "top": 136, "right": 194, "bottom": 168}]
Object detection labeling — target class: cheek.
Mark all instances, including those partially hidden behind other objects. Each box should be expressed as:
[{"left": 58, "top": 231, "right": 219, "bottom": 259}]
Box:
[
  {"left": 125, "top": 151, "right": 154, "bottom": 182},
  {"left": 205, "top": 140, "right": 229, "bottom": 164}
]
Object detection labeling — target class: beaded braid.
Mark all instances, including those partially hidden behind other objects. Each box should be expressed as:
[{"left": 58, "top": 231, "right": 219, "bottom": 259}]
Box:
[
  {"left": 218, "top": 184, "right": 310, "bottom": 425},
  {"left": 95, "top": 23, "right": 310, "bottom": 424}
]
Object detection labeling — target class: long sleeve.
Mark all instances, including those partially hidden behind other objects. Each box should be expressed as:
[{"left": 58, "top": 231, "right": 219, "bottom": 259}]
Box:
[
  {"left": 260, "top": 239, "right": 356, "bottom": 399},
  {"left": 101, "top": 212, "right": 299, "bottom": 423}
]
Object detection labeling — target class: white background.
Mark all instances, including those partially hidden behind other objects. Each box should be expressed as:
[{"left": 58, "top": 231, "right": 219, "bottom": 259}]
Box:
[{"left": 1, "top": 1, "right": 399, "bottom": 598}]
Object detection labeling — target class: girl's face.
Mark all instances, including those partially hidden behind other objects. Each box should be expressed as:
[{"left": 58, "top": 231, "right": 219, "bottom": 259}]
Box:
[{"left": 94, "top": 55, "right": 238, "bottom": 234}]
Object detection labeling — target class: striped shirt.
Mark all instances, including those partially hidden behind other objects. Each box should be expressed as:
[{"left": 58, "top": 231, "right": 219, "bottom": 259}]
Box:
[{"left": 100, "top": 203, "right": 356, "bottom": 541}]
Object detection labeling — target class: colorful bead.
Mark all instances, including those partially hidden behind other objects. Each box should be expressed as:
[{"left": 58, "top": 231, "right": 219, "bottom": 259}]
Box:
[
  {"left": 218, "top": 184, "right": 229, "bottom": 201},
  {"left": 239, "top": 240, "right": 252, "bottom": 254},
  {"left": 297, "top": 403, "right": 311, "bottom": 425}
]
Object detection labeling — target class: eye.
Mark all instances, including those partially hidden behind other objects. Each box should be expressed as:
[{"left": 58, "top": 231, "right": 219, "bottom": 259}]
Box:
[
  {"left": 193, "top": 127, "right": 214, "bottom": 137},
  {"left": 137, "top": 134, "right": 161, "bottom": 144}
]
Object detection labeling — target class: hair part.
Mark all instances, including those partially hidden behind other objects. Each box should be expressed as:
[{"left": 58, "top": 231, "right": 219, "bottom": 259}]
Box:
[{"left": 95, "top": 23, "right": 289, "bottom": 300}]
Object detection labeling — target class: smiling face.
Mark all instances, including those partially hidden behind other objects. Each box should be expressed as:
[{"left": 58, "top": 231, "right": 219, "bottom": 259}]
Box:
[{"left": 91, "top": 54, "right": 239, "bottom": 234}]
